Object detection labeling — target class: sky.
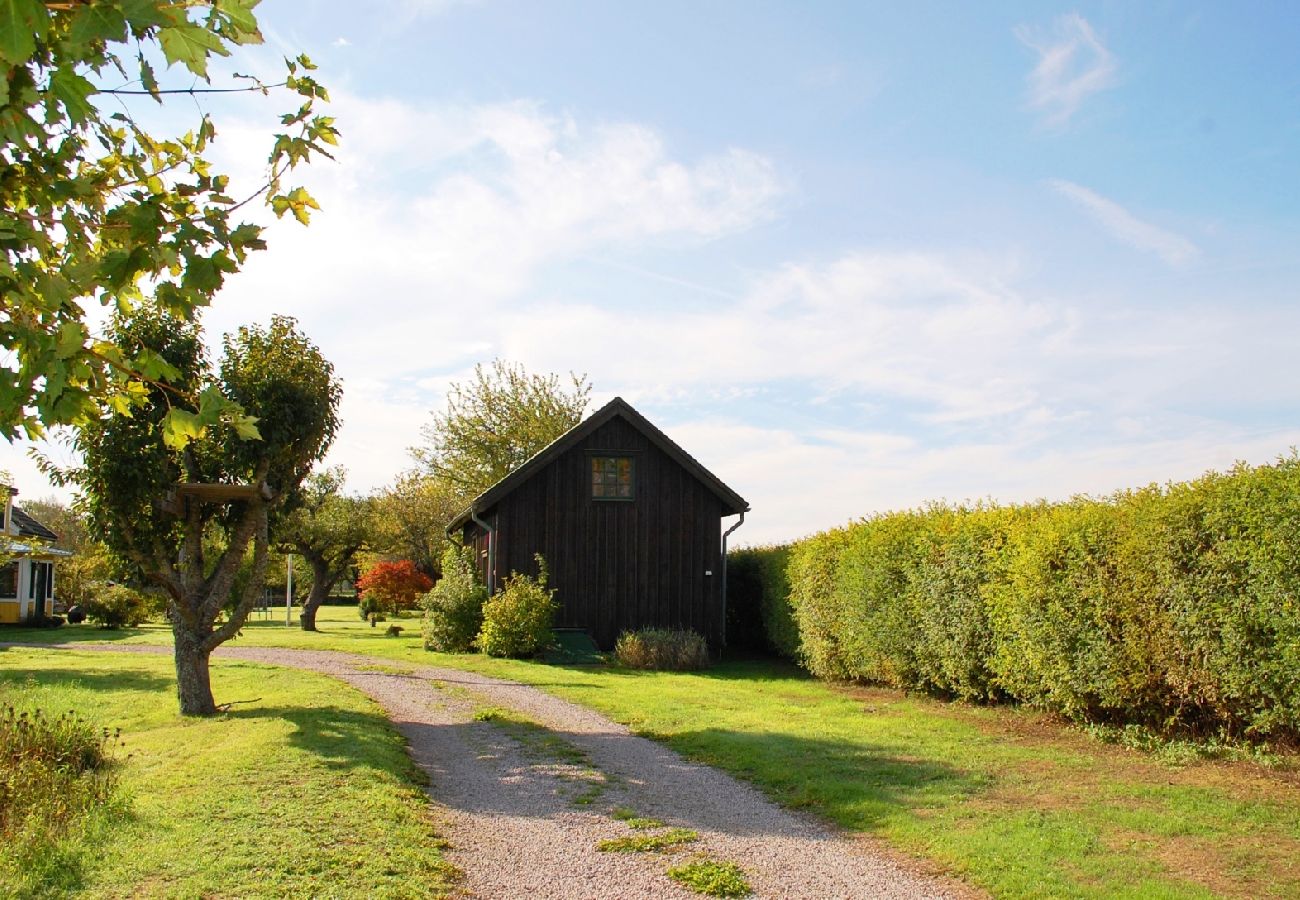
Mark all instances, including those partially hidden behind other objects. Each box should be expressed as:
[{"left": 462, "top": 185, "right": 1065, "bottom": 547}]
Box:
[{"left": 4, "top": 1, "right": 1300, "bottom": 544}]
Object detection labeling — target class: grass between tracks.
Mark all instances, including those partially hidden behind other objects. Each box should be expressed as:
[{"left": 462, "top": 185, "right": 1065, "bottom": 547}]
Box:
[
  {"left": 0, "top": 645, "right": 457, "bottom": 899},
  {"left": 7, "top": 606, "right": 1300, "bottom": 898}
]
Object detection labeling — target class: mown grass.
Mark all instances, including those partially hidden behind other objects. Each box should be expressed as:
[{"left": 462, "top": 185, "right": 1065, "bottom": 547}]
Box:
[
  {"left": 8, "top": 606, "right": 1300, "bottom": 897},
  {"left": 0, "top": 646, "right": 457, "bottom": 899}
]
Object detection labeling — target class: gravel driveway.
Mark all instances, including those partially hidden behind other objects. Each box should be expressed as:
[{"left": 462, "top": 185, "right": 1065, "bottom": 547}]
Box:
[{"left": 5, "top": 642, "right": 972, "bottom": 899}]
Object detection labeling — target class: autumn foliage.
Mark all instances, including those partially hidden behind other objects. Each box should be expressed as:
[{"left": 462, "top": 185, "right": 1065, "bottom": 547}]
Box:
[{"left": 357, "top": 561, "right": 432, "bottom": 616}]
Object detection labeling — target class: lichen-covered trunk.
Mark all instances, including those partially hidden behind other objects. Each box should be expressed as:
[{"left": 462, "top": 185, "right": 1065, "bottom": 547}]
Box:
[{"left": 174, "top": 628, "right": 217, "bottom": 716}]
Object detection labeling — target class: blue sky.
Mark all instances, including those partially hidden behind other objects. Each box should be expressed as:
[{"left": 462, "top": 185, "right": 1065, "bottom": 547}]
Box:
[{"left": 5, "top": 1, "right": 1299, "bottom": 543}]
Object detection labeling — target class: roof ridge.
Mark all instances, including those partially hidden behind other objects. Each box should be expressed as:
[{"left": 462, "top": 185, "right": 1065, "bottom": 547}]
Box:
[{"left": 447, "top": 397, "right": 747, "bottom": 533}]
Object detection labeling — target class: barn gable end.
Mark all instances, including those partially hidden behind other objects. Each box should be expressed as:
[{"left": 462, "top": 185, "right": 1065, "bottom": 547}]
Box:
[{"left": 448, "top": 398, "right": 748, "bottom": 649}]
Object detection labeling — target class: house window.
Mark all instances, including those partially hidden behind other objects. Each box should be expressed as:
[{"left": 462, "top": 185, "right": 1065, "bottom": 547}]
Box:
[
  {"left": 591, "top": 456, "right": 635, "bottom": 500},
  {"left": 0, "top": 563, "right": 15, "bottom": 598}
]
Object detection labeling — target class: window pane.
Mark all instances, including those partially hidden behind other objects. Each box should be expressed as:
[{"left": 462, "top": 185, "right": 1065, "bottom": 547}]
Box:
[{"left": 591, "top": 456, "right": 634, "bottom": 500}]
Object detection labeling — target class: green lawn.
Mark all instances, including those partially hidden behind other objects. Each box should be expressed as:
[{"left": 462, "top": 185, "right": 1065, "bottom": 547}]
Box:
[
  {"left": 0, "top": 645, "right": 457, "bottom": 899},
  {"left": 7, "top": 606, "right": 1300, "bottom": 898}
]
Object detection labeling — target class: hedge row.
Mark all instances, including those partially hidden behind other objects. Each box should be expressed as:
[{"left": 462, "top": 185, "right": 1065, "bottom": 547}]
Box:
[{"left": 732, "top": 454, "right": 1300, "bottom": 740}]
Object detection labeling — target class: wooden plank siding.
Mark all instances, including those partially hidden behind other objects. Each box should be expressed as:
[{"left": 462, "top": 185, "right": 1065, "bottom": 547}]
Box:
[{"left": 463, "top": 416, "right": 727, "bottom": 649}]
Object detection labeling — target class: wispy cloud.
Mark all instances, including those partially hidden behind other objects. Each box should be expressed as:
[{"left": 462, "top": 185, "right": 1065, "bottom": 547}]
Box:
[
  {"left": 1016, "top": 13, "right": 1118, "bottom": 128},
  {"left": 1049, "top": 179, "right": 1199, "bottom": 265}
]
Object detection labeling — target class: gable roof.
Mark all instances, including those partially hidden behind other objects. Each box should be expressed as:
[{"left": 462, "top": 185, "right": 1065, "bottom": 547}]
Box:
[
  {"left": 448, "top": 397, "right": 748, "bottom": 532},
  {"left": 11, "top": 506, "right": 58, "bottom": 542}
]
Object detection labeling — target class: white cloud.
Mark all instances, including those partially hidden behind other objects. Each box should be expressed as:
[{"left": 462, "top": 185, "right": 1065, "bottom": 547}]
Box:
[
  {"left": 332, "top": 37, "right": 351, "bottom": 48},
  {"left": 6, "top": 86, "right": 1295, "bottom": 548},
  {"left": 682, "top": 418, "right": 1300, "bottom": 545},
  {"left": 193, "top": 93, "right": 783, "bottom": 492},
  {"left": 1049, "top": 179, "right": 1199, "bottom": 265},
  {"left": 502, "top": 252, "right": 1063, "bottom": 424},
  {"left": 1016, "top": 13, "right": 1118, "bottom": 128}
]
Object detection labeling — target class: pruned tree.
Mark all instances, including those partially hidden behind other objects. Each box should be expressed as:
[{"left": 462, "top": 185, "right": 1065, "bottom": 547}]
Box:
[
  {"left": 412, "top": 360, "right": 591, "bottom": 497},
  {"left": 275, "top": 467, "right": 371, "bottom": 632},
  {"left": 57, "top": 311, "right": 340, "bottom": 715},
  {"left": 0, "top": 0, "right": 336, "bottom": 444}
]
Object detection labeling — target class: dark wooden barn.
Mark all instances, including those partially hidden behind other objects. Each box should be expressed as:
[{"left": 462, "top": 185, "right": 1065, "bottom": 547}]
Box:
[{"left": 447, "top": 397, "right": 749, "bottom": 649}]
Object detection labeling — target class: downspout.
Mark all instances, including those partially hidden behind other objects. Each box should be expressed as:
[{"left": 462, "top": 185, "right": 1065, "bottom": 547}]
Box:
[
  {"left": 719, "top": 510, "right": 746, "bottom": 648},
  {"left": 470, "top": 508, "right": 497, "bottom": 595}
]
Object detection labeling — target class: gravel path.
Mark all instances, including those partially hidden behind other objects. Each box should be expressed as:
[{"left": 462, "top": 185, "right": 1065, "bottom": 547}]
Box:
[{"left": 3, "top": 642, "right": 972, "bottom": 899}]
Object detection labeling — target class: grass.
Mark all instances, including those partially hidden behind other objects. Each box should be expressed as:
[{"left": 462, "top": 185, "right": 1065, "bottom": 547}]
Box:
[
  {"left": 0, "top": 646, "right": 458, "bottom": 899},
  {"left": 597, "top": 828, "right": 699, "bottom": 853},
  {"left": 667, "top": 857, "right": 753, "bottom": 897},
  {"left": 7, "top": 606, "right": 1300, "bottom": 897}
]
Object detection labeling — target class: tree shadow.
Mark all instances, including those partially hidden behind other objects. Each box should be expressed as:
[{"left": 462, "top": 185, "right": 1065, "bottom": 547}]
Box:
[
  {"left": 0, "top": 623, "right": 168, "bottom": 645},
  {"left": 641, "top": 727, "right": 985, "bottom": 832},
  {"left": 385, "top": 704, "right": 982, "bottom": 841},
  {"left": 226, "top": 703, "right": 408, "bottom": 772},
  {"left": 0, "top": 665, "right": 173, "bottom": 694},
  {"left": 694, "top": 658, "right": 810, "bottom": 682}
]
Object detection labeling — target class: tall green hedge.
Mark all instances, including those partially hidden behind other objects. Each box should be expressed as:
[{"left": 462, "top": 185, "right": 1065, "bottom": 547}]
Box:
[{"left": 750, "top": 454, "right": 1300, "bottom": 740}]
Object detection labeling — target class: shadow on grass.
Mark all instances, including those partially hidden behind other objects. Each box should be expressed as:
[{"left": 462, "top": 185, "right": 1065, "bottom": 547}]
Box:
[
  {"left": 227, "top": 704, "right": 404, "bottom": 772},
  {"left": 0, "top": 623, "right": 166, "bottom": 645},
  {"left": 391, "top": 707, "right": 981, "bottom": 836},
  {"left": 691, "top": 658, "right": 808, "bottom": 682},
  {"left": 0, "top": 664, "right": 173, "bottom": 694},
  {"left": 655, "top": 727, "right": 985, "bottom": 831}
]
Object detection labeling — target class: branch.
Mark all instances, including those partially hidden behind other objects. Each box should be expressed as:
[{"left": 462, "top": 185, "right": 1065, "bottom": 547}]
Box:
[
  {"left": 204, "top": 506, "right": 268, "bottom": 652},
  {"left": 100, "top": 83, "right": 285, "bottom": 96},
  {"left": 197, "top": 463, "right": 271, "bottom": 622}
]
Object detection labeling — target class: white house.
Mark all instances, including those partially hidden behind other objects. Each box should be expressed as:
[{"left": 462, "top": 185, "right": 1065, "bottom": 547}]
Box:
[{"left": 0, "top": 486, "right": 70, "bottom": 624}]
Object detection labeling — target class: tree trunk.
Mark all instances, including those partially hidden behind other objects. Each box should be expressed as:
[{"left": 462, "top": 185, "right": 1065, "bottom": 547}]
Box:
[
  {"left": 298, "top": 573, "right": 332, "bottom": 632},
  {"left": 296, "top": 556, "right": 332, "bottom": 632},
  {"left": 174, "top": 629, "right": 217, "bottom": 716}
]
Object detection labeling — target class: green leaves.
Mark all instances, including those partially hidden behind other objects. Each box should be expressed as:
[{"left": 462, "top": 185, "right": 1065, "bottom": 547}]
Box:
[
  {"left": 68, "top": 4, "right": 129, "bottom": 47},
  {"left": 158, "top": 22, "right": 229, "bottom": 78},
  {"left": 49, "top": 67, "right": 98, "bottom": 125},
  {"left": 414, "top": 361, "right": 591, "bottom": 495},
  {"left": 1, "top": 1, "right": 336, "bottom": 443},
  {"left": 269, "top": 187, "right": 321, "bottom": 225},
  {"left": 161, "top": 407, "right": 205, "bottom": 450},
  {"left": 0, "top": 0, "right": 48, "bottom": 68}
]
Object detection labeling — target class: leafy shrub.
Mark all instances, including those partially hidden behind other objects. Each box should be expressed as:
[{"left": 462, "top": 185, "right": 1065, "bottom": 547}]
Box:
[
  {"left": 761, "top": 452, "right": 1300, "bottom": 741},
  {"left": 356, "top": 560, "right": 432, "bottom": 617},
  {"left": 614, "top": 628, "right": 711, "bottom": 671},
  {"left": 85, "top": 584, "right": 153, "bottom": 628},
  {"left": 421, "top": 545, "right": 487, "bottom": 652},
  {"left": 0, "top": 691, "right": 124, "bottom": 890},
  {"left": 477, "top": 555, "right": 557, "bottom": 658},
  {"left": 358, "top": 594, "right": 381, "bottom": 621}
]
